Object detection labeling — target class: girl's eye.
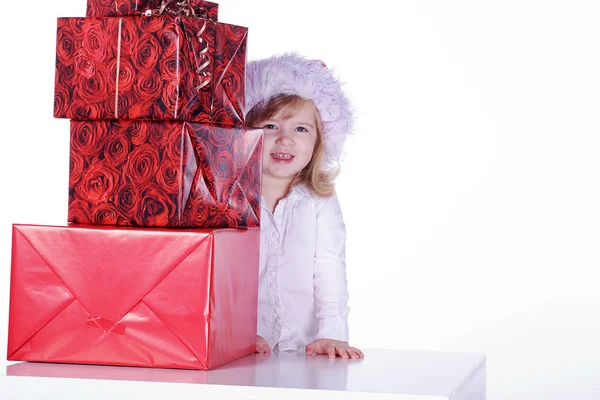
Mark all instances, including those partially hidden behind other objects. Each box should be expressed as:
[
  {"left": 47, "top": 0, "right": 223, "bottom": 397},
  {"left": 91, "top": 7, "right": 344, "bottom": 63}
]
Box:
[
  {"left": 263, "top": 124, "right": 277, "bottom": 130},
  {"left": 296, "top": 126, "right": 308, "bottom": 132}
]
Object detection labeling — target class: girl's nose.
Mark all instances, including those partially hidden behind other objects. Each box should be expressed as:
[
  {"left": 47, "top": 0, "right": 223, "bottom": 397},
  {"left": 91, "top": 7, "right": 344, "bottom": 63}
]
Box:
[{"left": 275, "top": 132, "right": 295, "bottom": 146}]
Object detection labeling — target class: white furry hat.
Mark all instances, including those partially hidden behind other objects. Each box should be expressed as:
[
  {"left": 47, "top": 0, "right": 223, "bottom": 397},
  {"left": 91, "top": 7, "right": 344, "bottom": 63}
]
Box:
[{"left": 245, "top": 53, "right": 354, "bottom": 166}]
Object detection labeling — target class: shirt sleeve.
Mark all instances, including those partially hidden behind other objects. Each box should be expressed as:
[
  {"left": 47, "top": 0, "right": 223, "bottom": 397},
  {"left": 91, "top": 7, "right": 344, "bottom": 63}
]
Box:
[{"left": 313, "top": 191, "right": 350, "bottom": 342}]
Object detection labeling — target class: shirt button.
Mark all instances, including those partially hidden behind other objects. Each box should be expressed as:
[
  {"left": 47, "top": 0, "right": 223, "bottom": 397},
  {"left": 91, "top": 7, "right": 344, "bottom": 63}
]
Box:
[
  {"left": 271, "top": 231, "right": 279, "bottom": 239},
  {"left": 269, "top": 283, "right": 277, "bottom": 290},
  {"left": 274, "top": 317, "right": 281, "bottom": 324},
  {"left": 268, "top": 270, "right": 276, "bottom": 278},
  {"left": 270, "top": 242, "right": 279, "bottom": 250},
  {"left": 273, "top": 307, "right": 280, "bottom": 314}
]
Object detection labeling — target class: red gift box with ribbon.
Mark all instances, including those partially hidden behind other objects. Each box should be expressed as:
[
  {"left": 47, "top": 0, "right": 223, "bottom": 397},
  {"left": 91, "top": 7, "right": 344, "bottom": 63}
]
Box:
[
  {"left": 54, "top": 14, "right": 247, "bottom": 125},
  {"left": 7, "top": 224, "right": 259, "bottom": 370},
  {"left": 86, "top": 0, "right": 220, "bottom": 21},
  {"left": 68, "top": 120, "right": 262, "bottom": 228}
]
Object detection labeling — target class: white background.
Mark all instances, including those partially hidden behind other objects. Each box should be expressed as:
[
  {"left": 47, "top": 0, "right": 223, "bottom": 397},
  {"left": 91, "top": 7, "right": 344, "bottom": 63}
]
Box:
[{"left": 1, "top": 0, "right": 599, "bottom": 399}]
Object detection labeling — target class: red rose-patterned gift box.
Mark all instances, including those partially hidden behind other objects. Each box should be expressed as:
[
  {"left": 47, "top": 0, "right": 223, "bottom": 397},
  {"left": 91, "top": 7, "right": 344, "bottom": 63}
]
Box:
[
  {"left": 54, "top": 15, "right": 247, "bottom": 125},
  {"left": 8, "top": 224, "right": 259, "bottom": 370},
  {"left": 68, "top": 120, "right": 262, "bottom": 228},
  {"left": 86, "top": 0, "right": 220, "bottom": 22}
]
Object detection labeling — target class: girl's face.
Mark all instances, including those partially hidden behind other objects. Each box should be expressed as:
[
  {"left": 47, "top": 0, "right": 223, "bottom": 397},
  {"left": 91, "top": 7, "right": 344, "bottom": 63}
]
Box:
[{"left": 259, "top": 102, "right": 318, "bottom": 185}]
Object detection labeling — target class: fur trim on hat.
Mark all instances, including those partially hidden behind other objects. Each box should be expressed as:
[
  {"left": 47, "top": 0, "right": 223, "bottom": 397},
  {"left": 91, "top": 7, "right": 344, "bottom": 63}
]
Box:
[{"left": 245, "top": 53, "right": 354, "bottom": 166}]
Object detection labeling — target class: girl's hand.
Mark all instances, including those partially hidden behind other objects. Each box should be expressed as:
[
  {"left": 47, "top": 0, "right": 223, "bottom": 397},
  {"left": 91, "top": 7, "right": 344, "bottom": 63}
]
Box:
[
  {"left": 256, "top": 335, "right": 271, "bottom": 354},
  {"left": 306, "top": 339, "right": 364, "bottom": 359}
]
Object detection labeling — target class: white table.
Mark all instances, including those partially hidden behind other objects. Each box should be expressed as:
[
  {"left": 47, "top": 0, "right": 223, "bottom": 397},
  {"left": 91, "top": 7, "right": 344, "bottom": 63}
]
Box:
[{"left": 0, "top": 349, "right": 486, "bottom": 399}]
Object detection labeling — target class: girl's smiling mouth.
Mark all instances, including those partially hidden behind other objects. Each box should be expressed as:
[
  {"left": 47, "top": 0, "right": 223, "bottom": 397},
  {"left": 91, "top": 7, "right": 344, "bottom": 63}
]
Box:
[{"left": 271, "top": 152, "right": 295, "bottom": 162}]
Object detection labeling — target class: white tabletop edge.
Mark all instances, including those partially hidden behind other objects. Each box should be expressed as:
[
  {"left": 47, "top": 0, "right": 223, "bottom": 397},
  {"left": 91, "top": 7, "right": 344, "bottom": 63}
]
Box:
[
  {"left": 449, "top": 353, "right": 486, "bottom": 395},
  {"left": 1, "top": 348, "right": 487, "bottom": 399},
  {"left": 1, "top": 375, "right": 449, "bottom": 400}
]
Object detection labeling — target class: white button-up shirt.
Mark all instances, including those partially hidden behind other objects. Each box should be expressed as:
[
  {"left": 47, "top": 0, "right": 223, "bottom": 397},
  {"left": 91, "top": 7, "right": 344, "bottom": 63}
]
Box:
[{"left": 258, "top": 183, "right": 350, "bottom": 351}]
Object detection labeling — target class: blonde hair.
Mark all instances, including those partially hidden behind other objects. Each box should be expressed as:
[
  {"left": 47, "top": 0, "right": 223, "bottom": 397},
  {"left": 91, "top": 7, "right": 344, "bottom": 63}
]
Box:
[{"left": 246, "top": 94, "right": 339, "bottom": 197}]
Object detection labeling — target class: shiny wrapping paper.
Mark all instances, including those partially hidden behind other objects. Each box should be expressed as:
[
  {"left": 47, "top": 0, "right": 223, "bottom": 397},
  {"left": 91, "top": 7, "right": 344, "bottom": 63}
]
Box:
[
  {"left": 68, "top": 120, "right": 262, "bottom": 228},
  {"left": 7, "top": 224, "right": 259, "bottom": 370},
  {"left": 86, "top": 0, "right": 220, "bottom": 22},
  {"left": 54, "top": 15, "right": 247, "bottom": 125}
]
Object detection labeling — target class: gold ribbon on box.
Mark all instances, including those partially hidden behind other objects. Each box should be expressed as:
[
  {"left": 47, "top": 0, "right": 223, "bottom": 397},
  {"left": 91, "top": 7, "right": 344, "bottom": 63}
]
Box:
[
  {"left": 113, "top": 0, "right": 212, "bottom": 118},
  {"left": 138, "top": 0, "right": 212, "bottom": 91},
  {"left": 138, "top": 0, "right": 209, "bottom": 18}
]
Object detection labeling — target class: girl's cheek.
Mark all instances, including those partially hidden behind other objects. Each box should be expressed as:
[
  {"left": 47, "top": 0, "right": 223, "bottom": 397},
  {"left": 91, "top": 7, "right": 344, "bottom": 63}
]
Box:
[{"left": 261, "top": 136, "right": 272, "bottom": 151}]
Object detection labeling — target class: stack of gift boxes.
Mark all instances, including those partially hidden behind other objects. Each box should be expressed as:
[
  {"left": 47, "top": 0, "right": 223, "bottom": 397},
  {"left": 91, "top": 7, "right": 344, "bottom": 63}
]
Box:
[{"left": 7, "top": 0, "right": 263, "bottom": 370}]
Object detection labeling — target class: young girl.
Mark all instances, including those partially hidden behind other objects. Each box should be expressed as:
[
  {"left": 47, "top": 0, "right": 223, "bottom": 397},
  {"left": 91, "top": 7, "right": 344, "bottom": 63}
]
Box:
[{"left": 245, "top": 54, "right": 363, "bottom": 359}]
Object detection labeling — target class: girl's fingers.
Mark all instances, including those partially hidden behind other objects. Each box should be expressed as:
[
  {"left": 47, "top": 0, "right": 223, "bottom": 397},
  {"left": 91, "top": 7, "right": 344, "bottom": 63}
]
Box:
[
  {"left": 326, "top": 344, "right": 336, "bottom": 358},
  {"left": 304, "top": 340, "right": 364, "bottom": 359},
  {"left": 347, "top": 347, "right": 360, "bottom": 359},
  {"left": 354, "top": 348, "right": 365, "bottom": 358},
  {"left": 306, "top": 343, "right": 315, "bottom": 356},
  {"left": 337, "top": 346, "right": 350, "bottom": 359},
  {"left": 256, "top": 341, "right": 271, "bottom": 354}
]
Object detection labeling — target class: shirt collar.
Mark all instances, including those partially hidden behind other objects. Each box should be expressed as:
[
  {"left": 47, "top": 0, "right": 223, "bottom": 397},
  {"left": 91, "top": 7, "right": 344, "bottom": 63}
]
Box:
[
  {"left": 291, "top": 183, "right": 312, "bottom": 198},
  {"left": 260, "top": 183, "right": 312, "bottom": 211}
]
